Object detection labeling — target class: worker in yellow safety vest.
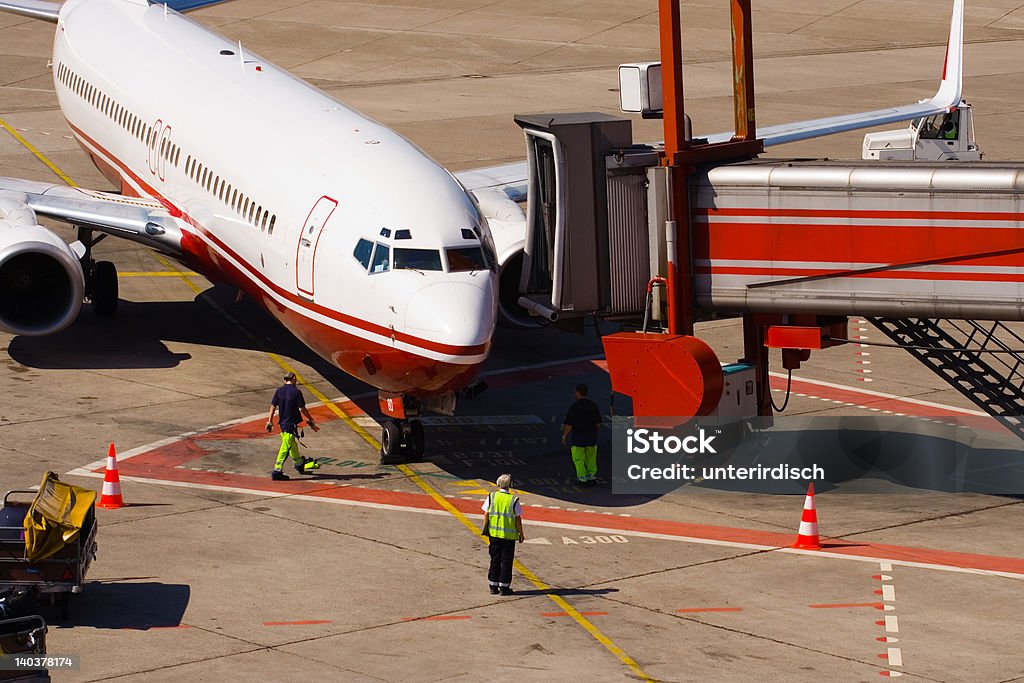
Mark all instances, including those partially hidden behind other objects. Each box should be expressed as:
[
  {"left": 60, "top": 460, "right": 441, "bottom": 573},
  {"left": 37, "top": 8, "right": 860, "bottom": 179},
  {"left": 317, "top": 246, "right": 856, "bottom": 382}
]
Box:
[
  {"left": 939, "top": 112, "right": 958, "bottom": 140},
  {"left": 480, "top": 473, "right": 525, "bottom": 595}
]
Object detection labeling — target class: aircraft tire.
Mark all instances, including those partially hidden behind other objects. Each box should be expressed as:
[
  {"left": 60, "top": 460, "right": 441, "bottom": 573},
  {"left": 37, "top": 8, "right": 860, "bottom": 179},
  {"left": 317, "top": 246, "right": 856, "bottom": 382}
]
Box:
[{"left": 380, "top": 420, "right": 403, "bottom": 462}]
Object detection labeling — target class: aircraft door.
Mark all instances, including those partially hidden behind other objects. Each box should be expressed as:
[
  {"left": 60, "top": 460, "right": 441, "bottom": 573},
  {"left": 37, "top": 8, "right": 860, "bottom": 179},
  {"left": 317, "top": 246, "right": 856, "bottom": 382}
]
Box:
[{"left": 295, "top": 195, "right": 338, "bottom": 298}]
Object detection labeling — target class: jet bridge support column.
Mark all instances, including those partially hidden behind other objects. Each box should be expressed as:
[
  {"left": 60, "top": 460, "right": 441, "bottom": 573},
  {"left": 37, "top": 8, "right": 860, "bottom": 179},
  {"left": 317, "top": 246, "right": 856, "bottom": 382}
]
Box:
[{"left": 602, "top": 0, "right": 765, "bottom": 424}]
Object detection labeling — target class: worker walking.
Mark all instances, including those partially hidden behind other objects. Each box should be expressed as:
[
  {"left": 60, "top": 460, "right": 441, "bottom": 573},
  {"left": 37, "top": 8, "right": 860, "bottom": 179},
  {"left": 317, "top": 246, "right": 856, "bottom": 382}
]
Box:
[
  {"left": 561, "top": 383, "right": 602, "bottom": 485},
  {"left": 481, "top": 473, "right": 524, "bottom": 595},
  {"left": 266, "top": 371, "right": 321, "bottom": 480}
]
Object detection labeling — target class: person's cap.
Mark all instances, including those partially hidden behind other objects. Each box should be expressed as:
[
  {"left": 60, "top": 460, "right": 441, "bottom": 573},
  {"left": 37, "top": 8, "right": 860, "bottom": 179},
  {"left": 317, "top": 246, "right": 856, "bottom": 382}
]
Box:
[{"left": 283, "top": 371, "right": 297, "bottom": 382}]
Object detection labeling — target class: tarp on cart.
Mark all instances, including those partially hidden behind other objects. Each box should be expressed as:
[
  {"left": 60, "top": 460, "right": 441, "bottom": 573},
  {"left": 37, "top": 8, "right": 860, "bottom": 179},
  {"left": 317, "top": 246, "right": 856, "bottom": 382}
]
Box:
[{"left": 23, "top": 472, "right": 95, "bottom": 563}]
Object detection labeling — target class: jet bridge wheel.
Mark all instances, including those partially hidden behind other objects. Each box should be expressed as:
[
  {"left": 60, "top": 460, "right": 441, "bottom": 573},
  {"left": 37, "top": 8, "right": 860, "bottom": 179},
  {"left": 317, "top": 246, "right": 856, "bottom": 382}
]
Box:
[{"left": 90, "top": 260, "right": 119, "bottom": 316}]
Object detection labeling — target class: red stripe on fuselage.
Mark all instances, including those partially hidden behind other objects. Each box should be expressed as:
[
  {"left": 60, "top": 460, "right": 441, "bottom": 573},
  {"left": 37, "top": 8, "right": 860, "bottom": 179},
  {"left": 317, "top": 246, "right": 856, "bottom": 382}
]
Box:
[{"left": 64, "top": 121, "right": 485, "bottom": 394}]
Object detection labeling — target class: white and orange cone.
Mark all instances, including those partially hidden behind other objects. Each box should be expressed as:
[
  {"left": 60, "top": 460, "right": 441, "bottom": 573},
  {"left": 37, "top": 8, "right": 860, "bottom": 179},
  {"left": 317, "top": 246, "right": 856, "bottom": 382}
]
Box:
[
  {"left": 792, "top": 482, "right": 820, "bottom": 550},
  {"left": 97, "top": 443, "right": 126, "bottom": 509}
]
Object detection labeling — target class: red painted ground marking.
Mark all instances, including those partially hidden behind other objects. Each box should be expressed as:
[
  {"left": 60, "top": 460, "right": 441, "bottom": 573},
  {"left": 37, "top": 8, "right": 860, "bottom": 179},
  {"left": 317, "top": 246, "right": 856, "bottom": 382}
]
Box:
[
  {"left": 871, "top": 575, "right": 884, "bottom": 580},
  {"left": 873, "top": 589, "right": 884, "bottom": 595},
  {"left": 262, "top": 620, "right": 332, "bottom": 626},
  {"left": 769, "top": 375, "right": 995, "bottom": 430},
  {"left": 875, "top": 620, "right": 886, "bottom": 626},
  {"left": 879, "top": 672, "right": 899, "bottom": 677},
  {"left": 401, "top": 615, "right": 472, "bottom": 621},
  {"left": 542, "top": 611, "right": 609, "bottom": 617},
  {"left": 107, "top": 455, "right": 1024, "bottom": 575},
  {"left": 808, "top": 603, "right": 882, "bottom": 609},
  {"left": 94, "top": 367, "right": 1024, "bottom": 576},
  {"left": 878, "top": 653, "right": 890, "bottom": 660},
  {"left": 676, "top": 607, "right": 743, "bottom": 613}
]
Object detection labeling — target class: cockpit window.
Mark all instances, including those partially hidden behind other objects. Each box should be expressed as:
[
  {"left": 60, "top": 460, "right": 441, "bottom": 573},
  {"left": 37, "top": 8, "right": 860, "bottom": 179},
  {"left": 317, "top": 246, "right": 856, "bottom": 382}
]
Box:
[
  {"left": 394, "top": 248, "right": 443, "bottom": 271},
  {"left": 370, "top": 243, "right": 390, "bottom": 273},
  {"left": 446, "top": 247, "right": 488, "bottom": 272},
  {"left": 353, "top": 238, "right": 373, "bottom": 269}
]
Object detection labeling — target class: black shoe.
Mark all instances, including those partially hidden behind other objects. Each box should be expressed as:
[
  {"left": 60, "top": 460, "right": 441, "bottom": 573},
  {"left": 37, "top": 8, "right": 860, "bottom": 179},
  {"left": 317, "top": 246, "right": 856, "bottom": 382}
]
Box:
[
  {"left": 294, "top": 457, "right": 320, "bottom": 475},
  {"left": 489, "top": 586, "right": 499, "bottom": 595},
  {"left": 271, "top": 470, "right": 289, "bottom": 481},
  {"left": 499, "top": 587, "right": 513, "bottom": 596}
]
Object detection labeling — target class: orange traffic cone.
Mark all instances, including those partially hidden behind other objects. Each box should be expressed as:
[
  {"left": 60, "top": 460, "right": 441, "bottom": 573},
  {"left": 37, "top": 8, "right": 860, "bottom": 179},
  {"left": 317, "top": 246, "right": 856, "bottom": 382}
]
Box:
[
  {"left": 97, "top": 443, "right": 126, "bottom": 509},
  {"left": 792, "top": 483, "right": 820, "bottom": 550}
]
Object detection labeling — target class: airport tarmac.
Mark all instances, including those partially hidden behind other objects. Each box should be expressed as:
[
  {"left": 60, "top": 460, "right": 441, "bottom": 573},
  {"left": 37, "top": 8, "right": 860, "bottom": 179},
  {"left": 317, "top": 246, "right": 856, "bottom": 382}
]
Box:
[{"left": 4, "top": 0, "right": 1024, "bottom": 680}]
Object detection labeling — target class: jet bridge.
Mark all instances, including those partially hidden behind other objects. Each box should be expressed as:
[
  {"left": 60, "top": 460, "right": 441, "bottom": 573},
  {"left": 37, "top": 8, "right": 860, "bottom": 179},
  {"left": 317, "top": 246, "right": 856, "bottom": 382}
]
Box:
[{"left": 508, "top": 0, "right": 1024, "bottom": 436}]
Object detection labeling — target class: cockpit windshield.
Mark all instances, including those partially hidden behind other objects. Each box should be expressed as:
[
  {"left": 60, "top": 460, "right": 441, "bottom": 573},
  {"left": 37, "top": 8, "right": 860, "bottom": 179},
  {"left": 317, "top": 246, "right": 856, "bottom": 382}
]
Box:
[
  {"left": 446, "top": 247, "right": 488, "bottom": 272},
  {"left": 370, "top": 243, "right": 390, "bottom": 273},
  {"left": 394, "top": 248, "right": 443, "bottom": 271}
]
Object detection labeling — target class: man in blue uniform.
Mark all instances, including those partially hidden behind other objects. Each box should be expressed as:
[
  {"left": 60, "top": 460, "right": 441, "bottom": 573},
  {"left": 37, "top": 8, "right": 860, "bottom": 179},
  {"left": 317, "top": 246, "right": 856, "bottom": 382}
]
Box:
[{"left": 266, "top": 371, "right": 321, "bottom": 480}]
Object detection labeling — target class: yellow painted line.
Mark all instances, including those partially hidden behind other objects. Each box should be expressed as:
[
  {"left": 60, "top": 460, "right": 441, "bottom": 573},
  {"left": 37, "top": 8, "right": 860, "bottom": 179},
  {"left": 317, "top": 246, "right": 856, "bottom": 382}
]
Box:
[
  {"left": 118, "top": 271, "right": 201, "bottom": 277},
  {"left": 0, "top": 117, "right": 78, "bottom": 187},
  {"left": 3, "top": 108, "right": 655, "bottom": 682},
  {"left": 394, "top": 462, "right": 656, "bottom": 682}
]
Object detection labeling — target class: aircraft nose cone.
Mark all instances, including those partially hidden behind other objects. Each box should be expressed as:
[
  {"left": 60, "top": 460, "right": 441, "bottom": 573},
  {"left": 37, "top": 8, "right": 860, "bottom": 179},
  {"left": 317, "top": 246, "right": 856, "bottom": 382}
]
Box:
[{"left": 403, "top": 280, "right": 496, "bottom": 348}]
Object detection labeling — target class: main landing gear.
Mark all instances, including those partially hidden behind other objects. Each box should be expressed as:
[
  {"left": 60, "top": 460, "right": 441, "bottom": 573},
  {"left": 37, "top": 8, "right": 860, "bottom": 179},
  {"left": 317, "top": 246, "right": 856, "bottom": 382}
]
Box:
[
  {"left": 378, "top": 392, "right": 426, "bottom": 464},
  {"left": 77, "top": 227, "right": 118, "bottom": 316}
]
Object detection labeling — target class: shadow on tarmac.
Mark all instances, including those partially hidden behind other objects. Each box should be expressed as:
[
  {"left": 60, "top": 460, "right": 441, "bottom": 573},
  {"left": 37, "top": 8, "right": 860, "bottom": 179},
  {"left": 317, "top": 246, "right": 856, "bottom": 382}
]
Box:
[
  {"left": 55, "top": 581, "right": 190, "bottom": 630},
  {"left": 512, "top": 587, "right": 620, "bottom": 597}
]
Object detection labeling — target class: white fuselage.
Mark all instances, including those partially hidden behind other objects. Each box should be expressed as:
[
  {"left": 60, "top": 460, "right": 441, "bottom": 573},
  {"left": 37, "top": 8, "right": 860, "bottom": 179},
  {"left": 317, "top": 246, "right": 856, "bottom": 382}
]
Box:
[{"left": 50, "top": 0, "right": 498, "bottom": 395}]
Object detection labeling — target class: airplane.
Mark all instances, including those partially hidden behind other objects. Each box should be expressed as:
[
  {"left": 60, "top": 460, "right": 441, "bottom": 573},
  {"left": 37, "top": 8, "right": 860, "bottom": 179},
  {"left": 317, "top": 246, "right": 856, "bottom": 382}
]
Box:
[{"left": 0, "top": 0, "right": 963, "bottom": 461}]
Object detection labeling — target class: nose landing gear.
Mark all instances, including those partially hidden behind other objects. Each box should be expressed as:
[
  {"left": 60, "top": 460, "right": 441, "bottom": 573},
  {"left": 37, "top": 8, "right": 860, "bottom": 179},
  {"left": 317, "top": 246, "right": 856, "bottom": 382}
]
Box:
[
  {"left": 379, "top": 418, "right": 425, "bottom": 464},
  {"left": 378, "top": 392, "right": 427, "bottom": 464}
]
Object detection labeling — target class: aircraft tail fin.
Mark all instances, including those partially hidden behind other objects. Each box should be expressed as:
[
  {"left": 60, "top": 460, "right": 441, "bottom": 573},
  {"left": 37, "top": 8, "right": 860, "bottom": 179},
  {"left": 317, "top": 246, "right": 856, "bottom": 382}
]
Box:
[{"left": 933, "top": 0, "right": 965, "bottom": 108}]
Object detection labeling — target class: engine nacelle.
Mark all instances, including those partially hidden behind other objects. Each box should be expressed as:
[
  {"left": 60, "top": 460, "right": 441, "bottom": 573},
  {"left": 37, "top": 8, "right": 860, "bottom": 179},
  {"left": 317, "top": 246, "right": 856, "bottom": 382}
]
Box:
[
  {"left": 0, "top": 199, "right": 84, "bottom": 336},
  {"left": 473, "top": 189, "right": 543, "bottom": 329}
]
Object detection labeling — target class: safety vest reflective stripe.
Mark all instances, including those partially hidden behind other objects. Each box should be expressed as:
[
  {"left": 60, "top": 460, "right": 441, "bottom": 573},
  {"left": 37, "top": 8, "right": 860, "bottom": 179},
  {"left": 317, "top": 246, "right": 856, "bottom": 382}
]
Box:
[{"left": 487, "top": 491, "right": 520, "bottom": 540}]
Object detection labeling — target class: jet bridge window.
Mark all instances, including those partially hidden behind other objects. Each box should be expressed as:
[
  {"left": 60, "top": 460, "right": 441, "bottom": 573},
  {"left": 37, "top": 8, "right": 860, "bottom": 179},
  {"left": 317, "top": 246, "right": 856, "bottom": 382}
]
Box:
[
  {"left": 394, "top": 248, "right": 443, "bottom": 271},
  {"left": 370, "top": 243, "right": 390, "bottom": 274},
  {"left": 446, "top": 247, "right": 488, "bottom": 272}
]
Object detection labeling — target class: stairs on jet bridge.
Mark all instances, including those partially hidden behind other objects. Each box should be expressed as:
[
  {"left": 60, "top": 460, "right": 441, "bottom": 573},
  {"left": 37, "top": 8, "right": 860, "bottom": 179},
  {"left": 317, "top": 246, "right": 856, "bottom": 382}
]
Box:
[{"left": 866, "top": 318, "right": 1024, "bottom": 440}]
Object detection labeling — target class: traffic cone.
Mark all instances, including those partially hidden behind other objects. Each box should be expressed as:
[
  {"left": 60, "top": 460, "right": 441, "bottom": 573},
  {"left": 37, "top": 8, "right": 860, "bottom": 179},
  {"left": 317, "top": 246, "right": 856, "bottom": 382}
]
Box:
[
  {"left": 97, "top": 443, "right": 126, "bottom": 509},
  {"left": 792, "top": 482, "right": 820, "bottom": 550}
]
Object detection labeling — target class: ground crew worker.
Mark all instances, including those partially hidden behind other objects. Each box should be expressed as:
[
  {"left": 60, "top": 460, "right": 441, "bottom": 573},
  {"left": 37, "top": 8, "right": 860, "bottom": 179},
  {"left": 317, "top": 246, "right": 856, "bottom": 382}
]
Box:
[
  {"left": 266, "top": 371, "right": 321, "bottom": 480},
  {"left": 481, "top": 473, "right": 524, "bottom": 595},
  {"left": 561, "top": 383, "right": 602, "bottom": 485},
  {"left": 940, "top": 112, "right": 958, "bottom": 139}
]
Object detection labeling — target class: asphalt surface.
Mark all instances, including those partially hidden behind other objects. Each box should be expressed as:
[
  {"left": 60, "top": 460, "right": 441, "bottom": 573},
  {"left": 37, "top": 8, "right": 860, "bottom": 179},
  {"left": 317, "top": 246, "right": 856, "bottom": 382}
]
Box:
[{"left": 3, "top": 1, "right": 1024, "bottom": 681}]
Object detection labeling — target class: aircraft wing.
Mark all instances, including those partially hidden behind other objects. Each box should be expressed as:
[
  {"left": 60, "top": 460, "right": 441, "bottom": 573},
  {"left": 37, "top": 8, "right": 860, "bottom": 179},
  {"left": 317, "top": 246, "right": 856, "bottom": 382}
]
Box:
[
  {"left": 460, "top": 0, "right": 964, "bottom": 200},
  {"left": 0, "top": 177, "right": 185, "bottom": 255},
  {"left": 0, "top": 0, "right": 236, "bottom": 22},
  {"left": 0, "top": 0, "right": 58, "bottom": 21}
]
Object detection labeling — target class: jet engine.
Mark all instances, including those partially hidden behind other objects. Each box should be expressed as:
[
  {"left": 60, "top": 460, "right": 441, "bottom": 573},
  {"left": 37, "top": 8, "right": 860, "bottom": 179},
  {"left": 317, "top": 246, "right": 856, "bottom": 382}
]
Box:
[{"left": 0, "top": 198, "right": 84, "bottom": 336}]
